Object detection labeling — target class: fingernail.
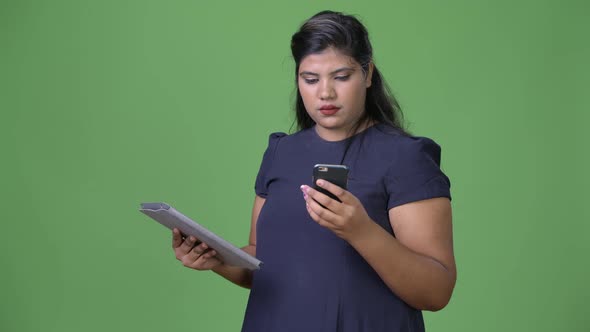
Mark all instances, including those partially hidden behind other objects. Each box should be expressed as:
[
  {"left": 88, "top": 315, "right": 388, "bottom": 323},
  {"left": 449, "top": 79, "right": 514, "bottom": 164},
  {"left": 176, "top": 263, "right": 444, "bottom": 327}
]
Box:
[{"left": 316, "top": 180, "right": 324, "bottom": 187}]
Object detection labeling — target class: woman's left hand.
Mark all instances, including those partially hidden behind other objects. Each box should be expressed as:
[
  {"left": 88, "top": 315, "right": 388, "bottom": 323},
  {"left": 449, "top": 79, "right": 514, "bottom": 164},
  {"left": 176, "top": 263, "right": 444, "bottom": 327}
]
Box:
[{"left": 301, "top": 180, "right": 373, "bottom": 242}]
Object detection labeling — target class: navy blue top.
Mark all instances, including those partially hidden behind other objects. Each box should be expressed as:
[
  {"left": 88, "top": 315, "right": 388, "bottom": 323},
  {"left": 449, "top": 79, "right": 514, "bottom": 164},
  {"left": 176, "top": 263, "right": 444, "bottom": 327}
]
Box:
[{"left": 241, "top": 124, "right": 451, "bottom": 332}]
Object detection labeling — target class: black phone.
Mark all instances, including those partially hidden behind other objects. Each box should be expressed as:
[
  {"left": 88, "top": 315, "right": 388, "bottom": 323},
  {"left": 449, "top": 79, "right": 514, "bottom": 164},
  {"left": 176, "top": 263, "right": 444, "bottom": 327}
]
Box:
[{"left": 312, "top": 164, "right": 349, "bottom": 202}]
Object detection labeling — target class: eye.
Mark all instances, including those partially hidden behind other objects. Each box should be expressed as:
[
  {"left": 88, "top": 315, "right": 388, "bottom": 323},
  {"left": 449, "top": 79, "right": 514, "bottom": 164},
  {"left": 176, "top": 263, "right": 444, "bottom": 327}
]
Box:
[
  {"left": 335, "top": 75, "right": 350, "bottom": 81},
  {"left": 303, "top": 78, "right": 318, "bottom": 84}
]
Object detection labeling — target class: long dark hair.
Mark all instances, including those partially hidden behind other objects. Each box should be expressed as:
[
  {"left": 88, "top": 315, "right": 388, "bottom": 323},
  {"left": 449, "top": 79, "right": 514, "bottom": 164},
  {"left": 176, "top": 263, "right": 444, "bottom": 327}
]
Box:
[{"left": 290, "top": 10, "right": 408, "bottom": 136}]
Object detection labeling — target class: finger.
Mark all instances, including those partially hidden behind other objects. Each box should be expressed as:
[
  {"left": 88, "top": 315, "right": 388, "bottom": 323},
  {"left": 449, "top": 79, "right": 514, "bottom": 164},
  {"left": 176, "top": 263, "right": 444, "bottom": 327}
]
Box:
[
  {"left": 304, "top": 184, "right": 342, "bottom": 213},
  {"left": 184, "top": 242, "right": 208, "bottom": 262},
  {"left": 172, "top": 228, "right": 183, "bottom": 248},
  {"left": 184, "top": 247, "right": 218, "bottom": 269},
  {"left": 179, "top": 236, "right": 199, "bottom": 254},
  {"left": 194, "top": 242, "right": 209, "bottom": 256},
  {"left": 304, "top": 191, "right": 338, "bottom": 223},
  {"left": 194, "top": 251, "right": 221, "bottom": 270},
  {"left": 197, "top": 248, "right": 218, "bottom": 262},
  {"left": 202, "top": 249, "right": 217, "bottom": 259},
  {"left": 305, "top": 200, "right": 331, "bottom": 228},
  {"left": 315, "top": 179, "right": 349, "bottom": 203}
]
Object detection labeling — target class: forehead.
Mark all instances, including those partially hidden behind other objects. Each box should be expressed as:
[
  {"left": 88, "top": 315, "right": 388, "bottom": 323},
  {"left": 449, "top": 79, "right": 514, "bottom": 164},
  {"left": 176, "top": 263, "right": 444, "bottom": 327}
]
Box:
[{"left": 298, "top": 48, "right": 359, "bottom": 73}]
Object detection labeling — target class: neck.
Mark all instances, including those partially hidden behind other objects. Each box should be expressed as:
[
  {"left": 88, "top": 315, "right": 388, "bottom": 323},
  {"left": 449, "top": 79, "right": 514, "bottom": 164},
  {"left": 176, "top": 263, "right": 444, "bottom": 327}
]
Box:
[{"left": 314, "top": 120, "right": 375, "bottom": 142}]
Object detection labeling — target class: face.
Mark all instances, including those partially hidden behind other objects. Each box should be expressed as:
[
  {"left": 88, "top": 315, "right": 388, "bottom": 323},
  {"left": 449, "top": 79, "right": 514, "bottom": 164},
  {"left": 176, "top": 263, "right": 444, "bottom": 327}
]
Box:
[{"left": 298, "top": 47, "right": 373, "bottom": 141}]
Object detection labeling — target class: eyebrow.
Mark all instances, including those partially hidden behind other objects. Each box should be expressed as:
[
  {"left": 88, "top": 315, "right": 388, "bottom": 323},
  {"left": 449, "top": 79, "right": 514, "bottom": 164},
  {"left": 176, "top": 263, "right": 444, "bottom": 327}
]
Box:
[{"left": 299, "top": 67, "right": 355, "bottom": 77}]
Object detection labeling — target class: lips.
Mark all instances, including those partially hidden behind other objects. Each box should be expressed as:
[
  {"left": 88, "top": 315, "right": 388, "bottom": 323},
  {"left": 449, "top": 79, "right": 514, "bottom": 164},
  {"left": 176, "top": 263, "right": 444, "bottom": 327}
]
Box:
[{"left": 319, "top": 105, "right": 340, "bottom": 116}]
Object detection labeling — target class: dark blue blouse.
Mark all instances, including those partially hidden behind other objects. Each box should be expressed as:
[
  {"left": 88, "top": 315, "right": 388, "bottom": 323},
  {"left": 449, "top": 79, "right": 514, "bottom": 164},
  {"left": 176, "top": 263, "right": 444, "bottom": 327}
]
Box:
[{"left": 241, "top": 124, "right": 451, "bottom": 332}]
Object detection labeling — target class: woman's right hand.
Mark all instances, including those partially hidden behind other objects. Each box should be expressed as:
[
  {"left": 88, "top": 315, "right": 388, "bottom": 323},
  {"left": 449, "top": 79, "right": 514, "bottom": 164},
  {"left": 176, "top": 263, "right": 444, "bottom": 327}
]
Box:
[{"left": 172, "top": 228, "right": 222, "bottom": 270}]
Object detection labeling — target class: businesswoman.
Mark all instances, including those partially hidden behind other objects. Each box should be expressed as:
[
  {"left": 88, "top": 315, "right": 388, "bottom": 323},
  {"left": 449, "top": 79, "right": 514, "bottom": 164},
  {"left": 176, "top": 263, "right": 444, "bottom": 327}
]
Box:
[{"left": 172, "top": 10, "right": 456, "bottom": 332}]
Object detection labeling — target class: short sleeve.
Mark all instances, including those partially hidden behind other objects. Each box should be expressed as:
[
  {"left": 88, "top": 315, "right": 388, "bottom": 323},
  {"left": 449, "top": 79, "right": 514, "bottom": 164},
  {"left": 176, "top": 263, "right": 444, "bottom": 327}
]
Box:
[
  {"left": 254, "top": 132, "right": 287, "bottom": 198},
  {"left": 385, "top": 136, "right": 451, "bottom": 210}
]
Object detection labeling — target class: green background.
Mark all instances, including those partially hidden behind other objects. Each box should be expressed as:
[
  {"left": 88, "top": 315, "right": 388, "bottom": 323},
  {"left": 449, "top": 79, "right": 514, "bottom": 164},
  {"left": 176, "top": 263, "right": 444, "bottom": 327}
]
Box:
[{"left": 2, "top": 0, "right": 588, "bottom": 331}]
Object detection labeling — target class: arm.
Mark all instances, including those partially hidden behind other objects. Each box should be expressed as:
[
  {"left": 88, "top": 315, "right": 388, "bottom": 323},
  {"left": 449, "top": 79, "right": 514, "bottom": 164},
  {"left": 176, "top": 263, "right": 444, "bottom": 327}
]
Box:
[
  {"left": 172, "top": 195, "right": 265, "bottom": 289},
  {"left": 349, "top": 197, "right": 455, "bottom": 311},
  {"left": 302, "top": 181, "right": 456, "bottom": 311},
  {"left": 211, "top": 195, "right": 264, "bottom": 288}
]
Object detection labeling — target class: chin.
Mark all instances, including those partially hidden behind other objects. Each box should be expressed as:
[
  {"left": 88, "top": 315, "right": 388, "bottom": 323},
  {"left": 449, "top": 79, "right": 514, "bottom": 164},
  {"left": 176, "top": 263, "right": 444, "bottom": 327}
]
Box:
[{"left": 316, "top": 119, "right": 343, "bottom": 129}]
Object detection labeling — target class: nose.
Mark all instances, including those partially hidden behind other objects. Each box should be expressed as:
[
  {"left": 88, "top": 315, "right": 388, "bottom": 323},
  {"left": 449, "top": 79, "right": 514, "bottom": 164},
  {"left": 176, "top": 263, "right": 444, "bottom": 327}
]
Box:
[{"left": 318, "top": 80, "right": 335, "bottom": 100}]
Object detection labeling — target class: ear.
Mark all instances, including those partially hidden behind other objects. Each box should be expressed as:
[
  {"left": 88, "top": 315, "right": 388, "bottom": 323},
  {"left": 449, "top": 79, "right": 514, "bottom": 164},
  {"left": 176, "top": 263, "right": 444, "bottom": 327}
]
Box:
[{"left": 365, "top": 62, "right": 374, "bottom": 88}]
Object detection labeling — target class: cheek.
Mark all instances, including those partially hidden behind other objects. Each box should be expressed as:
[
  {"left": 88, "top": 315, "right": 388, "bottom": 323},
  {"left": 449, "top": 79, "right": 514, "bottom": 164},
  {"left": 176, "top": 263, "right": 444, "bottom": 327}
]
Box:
[
  {"left": 298, "top": 84, "right": 314, "bottom": 105},
  {"left": 299, "top": 93, "right": 320, "bottom": 121},
  {"left": 348, "top": 84, "right": 367, "bottom": 106}
]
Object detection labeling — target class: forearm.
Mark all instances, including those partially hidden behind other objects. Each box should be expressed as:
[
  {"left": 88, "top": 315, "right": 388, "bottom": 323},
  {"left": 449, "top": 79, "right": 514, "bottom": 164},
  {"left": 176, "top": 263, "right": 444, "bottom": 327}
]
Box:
[
  {"left": 349, "top": 223, "right": 456, "bottom": 311},
  {"left": 211, "top": 245, "right": 256, "bottom": 289}
]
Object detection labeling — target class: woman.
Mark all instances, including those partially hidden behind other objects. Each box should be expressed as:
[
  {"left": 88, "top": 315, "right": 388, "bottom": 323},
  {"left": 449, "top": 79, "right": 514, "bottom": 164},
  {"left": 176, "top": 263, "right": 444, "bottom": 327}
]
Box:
[{"left": 172, "top": 10, "right": 456, "bottom": 332}]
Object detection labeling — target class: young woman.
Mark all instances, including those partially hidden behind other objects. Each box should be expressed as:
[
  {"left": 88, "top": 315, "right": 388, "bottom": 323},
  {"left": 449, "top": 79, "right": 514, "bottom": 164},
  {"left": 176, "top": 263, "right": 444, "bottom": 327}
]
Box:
[{"left": 172, "top": 10, "right": 456, "bottom": 332}]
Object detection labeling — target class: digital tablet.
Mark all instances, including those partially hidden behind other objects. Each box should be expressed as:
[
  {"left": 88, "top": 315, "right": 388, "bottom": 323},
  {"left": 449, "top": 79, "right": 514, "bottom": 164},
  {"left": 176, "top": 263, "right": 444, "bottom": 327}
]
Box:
[{"left": 139, "top": 202, "right": 262, "bottom": 270}]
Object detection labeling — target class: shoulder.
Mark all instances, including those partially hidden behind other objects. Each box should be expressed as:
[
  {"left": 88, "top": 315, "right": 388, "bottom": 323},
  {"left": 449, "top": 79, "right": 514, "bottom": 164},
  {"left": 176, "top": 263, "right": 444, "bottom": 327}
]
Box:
[
  {"left": 373, "top": 126, "right": 451, "bottom": 207},
  {"left": 266, "top": 131, "right": 288, "bottom": 143},
  {"left": 261, "top": 132, "right": 287, "bottom": 152},
  {"left": 370, "top": 125, "right": 442, "bottom": 161},
  {"left": 395, "top": 135, "right": 442, "bottom": 166},
  {"left": 263, "top": 128, "right": 314, "bottom": 148}
]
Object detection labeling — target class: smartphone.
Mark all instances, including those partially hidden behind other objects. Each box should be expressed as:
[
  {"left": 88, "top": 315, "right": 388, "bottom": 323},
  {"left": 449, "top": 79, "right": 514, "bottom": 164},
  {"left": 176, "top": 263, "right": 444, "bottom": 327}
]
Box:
[{"left": 312, "top": 164, "right": 349, "bottom": 202}]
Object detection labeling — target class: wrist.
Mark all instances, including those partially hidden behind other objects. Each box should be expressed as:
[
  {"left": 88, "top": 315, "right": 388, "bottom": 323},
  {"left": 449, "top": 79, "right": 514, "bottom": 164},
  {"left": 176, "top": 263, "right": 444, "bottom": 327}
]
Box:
[
  {"left": 211, "top": 262, "right": 228, "bottom": 274},
  {"left": 347, "top": 217, "right": 381, "bottom": 247}
]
